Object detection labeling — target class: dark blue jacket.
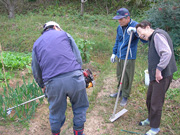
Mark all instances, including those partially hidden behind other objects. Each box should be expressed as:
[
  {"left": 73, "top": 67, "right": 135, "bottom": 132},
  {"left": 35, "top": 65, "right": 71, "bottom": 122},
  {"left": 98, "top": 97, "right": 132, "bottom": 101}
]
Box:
[{"left": 113, "top": 19, "right": 139, "bottom": 59}]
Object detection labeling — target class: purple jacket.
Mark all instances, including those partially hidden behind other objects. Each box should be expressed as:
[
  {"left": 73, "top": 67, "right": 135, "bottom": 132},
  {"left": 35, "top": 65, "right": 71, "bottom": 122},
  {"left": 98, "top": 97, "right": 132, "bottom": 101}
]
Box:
[{"left": 32, "top": 29, "right": 82, "bottom": 87}]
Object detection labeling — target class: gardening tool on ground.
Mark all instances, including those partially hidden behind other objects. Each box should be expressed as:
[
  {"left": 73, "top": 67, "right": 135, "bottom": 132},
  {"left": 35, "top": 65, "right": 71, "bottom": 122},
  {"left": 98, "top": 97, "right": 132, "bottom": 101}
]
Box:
[
  {"left": 109, "top": 30, "right": 134, "bottom": 122},
  {"left": 6, "top": 95, "right": 45, "bottom": 115},
  {"left": 121, "top": 129, "right": 143, "bottom": 135}
]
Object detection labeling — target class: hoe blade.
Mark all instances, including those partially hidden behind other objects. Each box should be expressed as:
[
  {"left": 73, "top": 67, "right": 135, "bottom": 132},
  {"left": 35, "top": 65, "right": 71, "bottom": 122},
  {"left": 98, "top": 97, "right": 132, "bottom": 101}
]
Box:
[
  {"left": 109, "top": 108, "right": 128, "bottom": 122},
  {"left": 7, "top": 109, "right": 12, "bottom": 116}
]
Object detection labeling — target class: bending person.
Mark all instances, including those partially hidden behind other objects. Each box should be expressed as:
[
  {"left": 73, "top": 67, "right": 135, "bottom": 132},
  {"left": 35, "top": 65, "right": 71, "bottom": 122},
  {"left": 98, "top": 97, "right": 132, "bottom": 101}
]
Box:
[{"left": 32, "top": 21, "right": 89, "bottom": 135}]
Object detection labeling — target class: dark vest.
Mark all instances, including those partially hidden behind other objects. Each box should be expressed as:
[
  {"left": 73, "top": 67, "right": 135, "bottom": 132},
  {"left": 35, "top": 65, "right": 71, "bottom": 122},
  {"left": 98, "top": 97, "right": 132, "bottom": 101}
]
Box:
[{"left": 148, "top": 29, "right": 177, "bottom": 81}]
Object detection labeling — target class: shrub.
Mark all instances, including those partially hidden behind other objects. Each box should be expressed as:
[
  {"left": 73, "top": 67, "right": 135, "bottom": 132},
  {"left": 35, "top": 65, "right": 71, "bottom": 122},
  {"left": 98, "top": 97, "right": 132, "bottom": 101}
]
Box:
[
  {"left": 146, "top": 0, "right": 180, "bottom": 61},
  {"left": 76, "top": 38, "right": 94, "bottom": 63}
]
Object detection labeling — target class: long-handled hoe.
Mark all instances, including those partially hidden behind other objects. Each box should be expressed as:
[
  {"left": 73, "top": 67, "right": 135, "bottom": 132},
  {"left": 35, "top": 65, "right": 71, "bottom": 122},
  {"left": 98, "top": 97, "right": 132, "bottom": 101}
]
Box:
[
  {"left": 109, "top": 30, "right": 134, "bottom": 122},
  {"left": 6, "top": 95, "right": 45, "bottom": 115}
]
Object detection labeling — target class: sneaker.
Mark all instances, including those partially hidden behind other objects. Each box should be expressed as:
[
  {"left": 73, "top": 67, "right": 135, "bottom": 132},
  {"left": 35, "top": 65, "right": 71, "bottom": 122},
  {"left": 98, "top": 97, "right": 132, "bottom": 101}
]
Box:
[
  {"left": 109, "top": 91, "right": 122, "bottom": 98},
  {"left": 120, "top": 97, "right": 128, "bottom": 106},
  {"left": 145, "top": 128, "right": 160, "bottom": 135},
  {"left": 139, "top": 119, "right": 150, "bottom": 126}
]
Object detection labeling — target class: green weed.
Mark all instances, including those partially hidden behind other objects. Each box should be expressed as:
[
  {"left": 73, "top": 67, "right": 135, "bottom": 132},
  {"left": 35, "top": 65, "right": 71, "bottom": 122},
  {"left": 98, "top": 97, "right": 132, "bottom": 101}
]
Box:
[
  {"left": 173, "top": 63, "right": 180, "bottom": 80},
  {"left": 76, "top": 38, "right": 94, "bottom": 63},
  {"left": 0, "top": 69, "right": 14, "bottom": 85},
  {"left": 166, "top": 88, "right": 180, "bottom": 101}
]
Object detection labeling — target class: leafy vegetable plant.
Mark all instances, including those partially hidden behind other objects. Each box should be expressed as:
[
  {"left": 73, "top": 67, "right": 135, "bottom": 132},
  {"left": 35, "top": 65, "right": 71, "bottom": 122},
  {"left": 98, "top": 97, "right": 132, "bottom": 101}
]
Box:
[{"left": 0, "top": 51, "right": 32, "bottom": 70}]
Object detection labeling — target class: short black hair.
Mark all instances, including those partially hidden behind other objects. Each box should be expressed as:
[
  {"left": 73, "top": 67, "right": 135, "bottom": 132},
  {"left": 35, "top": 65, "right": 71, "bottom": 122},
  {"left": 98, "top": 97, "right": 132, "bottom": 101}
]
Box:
[{"left": 136, "top": 20, "right": 151, "bottom": 29}]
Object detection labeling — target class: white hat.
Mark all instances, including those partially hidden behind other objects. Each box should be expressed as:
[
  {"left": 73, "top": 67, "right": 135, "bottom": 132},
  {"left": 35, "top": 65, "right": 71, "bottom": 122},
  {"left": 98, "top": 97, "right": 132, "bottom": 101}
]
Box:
[{"left": 43, "top": 21, "right": 60, "bottom": 30}]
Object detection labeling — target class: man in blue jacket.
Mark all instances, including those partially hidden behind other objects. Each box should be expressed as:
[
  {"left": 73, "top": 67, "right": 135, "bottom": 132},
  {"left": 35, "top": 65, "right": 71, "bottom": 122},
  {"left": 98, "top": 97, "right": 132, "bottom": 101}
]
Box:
[
  {"left": 32, "top": 21, "right": 89, "bottom": 135},
  {"left": 109, "top": 8, "right": 138, "bottom": 106}
]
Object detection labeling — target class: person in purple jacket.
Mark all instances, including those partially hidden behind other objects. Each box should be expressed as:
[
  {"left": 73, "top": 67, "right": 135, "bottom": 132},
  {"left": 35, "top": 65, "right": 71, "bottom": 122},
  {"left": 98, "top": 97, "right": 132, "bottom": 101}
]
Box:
[
  {"left": 136, "top": 20, "right": 177, "bottom": 135},
  {"left": 32, "top": 21, "right": 89, "bottom": 135}
]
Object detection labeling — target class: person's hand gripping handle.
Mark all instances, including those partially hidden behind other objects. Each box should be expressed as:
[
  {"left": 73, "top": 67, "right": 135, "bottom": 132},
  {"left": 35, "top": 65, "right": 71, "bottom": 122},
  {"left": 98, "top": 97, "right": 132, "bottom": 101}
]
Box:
[{"left": 127, "top": 27, "right": 136, "bottom": 35}]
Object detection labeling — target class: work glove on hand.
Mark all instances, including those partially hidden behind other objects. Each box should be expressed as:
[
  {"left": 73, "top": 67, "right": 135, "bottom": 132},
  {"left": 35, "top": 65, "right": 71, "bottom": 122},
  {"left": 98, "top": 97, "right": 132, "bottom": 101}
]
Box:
[
  {"left": 127, "top": 27, "right": 136, "bottom": 35},
  {"left": 110, "top": 54, "right": 116, "bottom": 63}
]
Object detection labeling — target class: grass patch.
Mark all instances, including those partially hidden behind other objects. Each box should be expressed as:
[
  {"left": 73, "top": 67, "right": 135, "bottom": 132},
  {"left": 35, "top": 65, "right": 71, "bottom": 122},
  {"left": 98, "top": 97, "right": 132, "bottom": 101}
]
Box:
[{"left": 0, "top": 12, "right": 117, "bottom": 53}]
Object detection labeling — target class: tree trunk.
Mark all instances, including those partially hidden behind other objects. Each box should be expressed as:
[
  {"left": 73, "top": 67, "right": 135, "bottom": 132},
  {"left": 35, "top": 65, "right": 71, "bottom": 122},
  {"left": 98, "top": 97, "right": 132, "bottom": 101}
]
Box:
[
  {"left": 8, "top": 1, "right": 15, "bottom": 18},
  {"left": 0, "top": 0, "right": 16, "bottom": 19},
  {"left": 106, "top": 2, "right": 108, "bottom": 15},
  {"left": 80, "top": 0, "right": 87, "bottom": 16},
  {"left": 81, "top": 2, "right": 84, "bottom": 16}
]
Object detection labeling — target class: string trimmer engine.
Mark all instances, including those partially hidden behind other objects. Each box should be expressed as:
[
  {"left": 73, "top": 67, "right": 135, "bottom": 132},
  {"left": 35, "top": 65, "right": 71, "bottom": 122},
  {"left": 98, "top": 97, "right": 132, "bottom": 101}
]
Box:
[{"left": 83, "top": 69, "right": 94, "bottom": 88}]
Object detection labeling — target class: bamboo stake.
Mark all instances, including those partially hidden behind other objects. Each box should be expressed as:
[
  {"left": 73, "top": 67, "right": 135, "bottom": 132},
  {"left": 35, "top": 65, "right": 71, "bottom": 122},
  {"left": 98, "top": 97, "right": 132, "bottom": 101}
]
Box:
[{"left": 0, "top": 44, "right": 8, "bottom": 90}]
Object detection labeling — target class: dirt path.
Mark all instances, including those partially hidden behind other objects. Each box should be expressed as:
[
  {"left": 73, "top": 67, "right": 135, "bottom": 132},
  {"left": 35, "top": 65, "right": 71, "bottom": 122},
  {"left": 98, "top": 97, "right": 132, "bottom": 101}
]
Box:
[
  {"left": 54, "top": 73, "right": 117, "bottom": 135},
  {"left": 84, "top": 74, "right": 117, "bottom": 135}
]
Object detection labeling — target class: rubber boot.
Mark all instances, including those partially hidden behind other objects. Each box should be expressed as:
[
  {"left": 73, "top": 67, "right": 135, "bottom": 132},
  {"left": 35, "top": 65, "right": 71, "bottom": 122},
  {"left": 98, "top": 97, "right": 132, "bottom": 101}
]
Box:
[
  {"left": 52, "top": 130, "right": 60, "bottom": 135},
  {"left": 73, "top": 129, "right": 85, "bottom": 135},
  {"left": 52, "top": 133, "right": 60, "bottom": 135}
]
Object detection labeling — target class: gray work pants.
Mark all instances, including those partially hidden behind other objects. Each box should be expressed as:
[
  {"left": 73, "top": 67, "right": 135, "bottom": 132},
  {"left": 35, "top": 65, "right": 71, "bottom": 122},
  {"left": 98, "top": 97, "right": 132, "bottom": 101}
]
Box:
[
  {"left": 45, "top": 70, "right": 89, "bottom": 133},
  {"left": 117, "top": 59, "right": 135, "bottom": 98}
]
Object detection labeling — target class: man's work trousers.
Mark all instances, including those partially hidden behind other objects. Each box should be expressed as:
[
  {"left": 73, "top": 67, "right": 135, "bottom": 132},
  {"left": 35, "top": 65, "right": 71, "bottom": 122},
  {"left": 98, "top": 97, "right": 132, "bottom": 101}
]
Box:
[
  {"left": 45, "top": 70, "right": 89, "bottom": 133},
  {"left": 116, "top": 59, "right": 135, "bottom": 98},
  {"left": 146, "top": 75, "right": 172, "bottom": 128}
]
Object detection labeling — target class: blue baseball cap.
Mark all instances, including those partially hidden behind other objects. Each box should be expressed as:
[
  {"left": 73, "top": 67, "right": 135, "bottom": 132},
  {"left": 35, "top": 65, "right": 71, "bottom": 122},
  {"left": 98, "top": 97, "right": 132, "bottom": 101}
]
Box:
[{"left": 113, "top": 8, "right": 130, "bottom": 20}]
